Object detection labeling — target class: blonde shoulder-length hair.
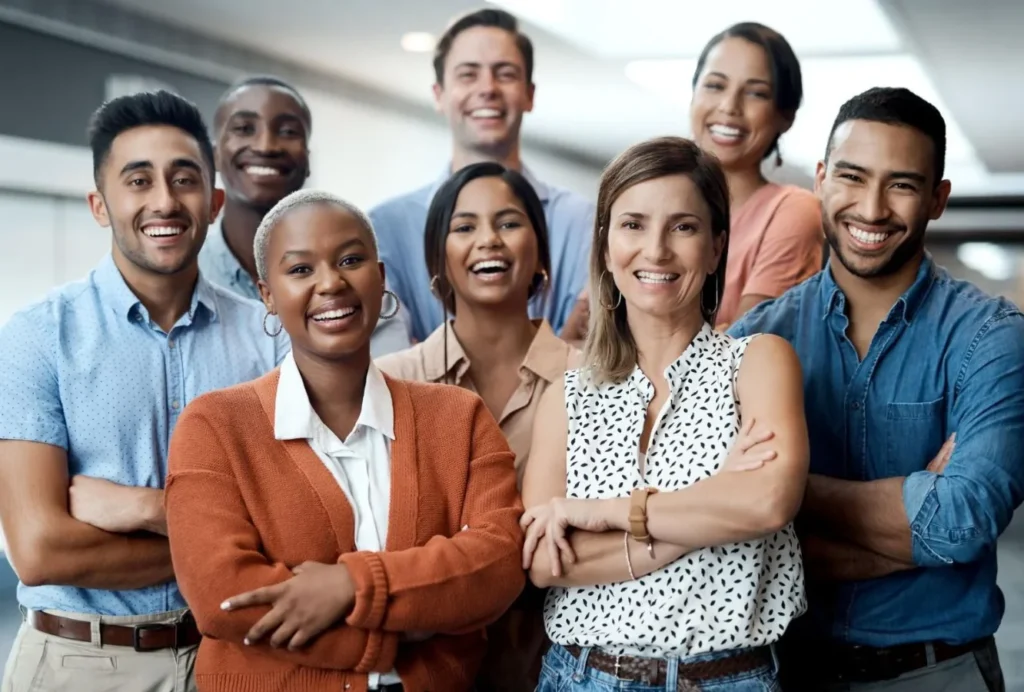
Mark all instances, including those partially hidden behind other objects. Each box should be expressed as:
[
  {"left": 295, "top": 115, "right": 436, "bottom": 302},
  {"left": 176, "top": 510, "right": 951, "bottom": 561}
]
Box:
[{"left": 582, "top": 136, "right": 731, "bottom": 385}]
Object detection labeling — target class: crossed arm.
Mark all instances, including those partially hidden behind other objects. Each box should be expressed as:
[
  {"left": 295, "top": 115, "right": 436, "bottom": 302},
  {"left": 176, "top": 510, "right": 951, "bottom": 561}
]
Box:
[{"left": 521, "top": 334, "right": 810, "bottom": 588}]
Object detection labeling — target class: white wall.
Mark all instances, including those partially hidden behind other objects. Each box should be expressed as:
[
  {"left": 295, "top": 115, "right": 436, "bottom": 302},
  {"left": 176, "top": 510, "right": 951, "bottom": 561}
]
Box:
[{"left": 0, "top": 88, "right": 601, "bottom": 327}]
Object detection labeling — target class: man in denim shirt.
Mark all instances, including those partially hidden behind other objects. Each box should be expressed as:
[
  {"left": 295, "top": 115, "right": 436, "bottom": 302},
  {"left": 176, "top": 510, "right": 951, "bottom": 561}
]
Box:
[{"left": 731, "top": 87, "right": 1024, "bottom": 690}]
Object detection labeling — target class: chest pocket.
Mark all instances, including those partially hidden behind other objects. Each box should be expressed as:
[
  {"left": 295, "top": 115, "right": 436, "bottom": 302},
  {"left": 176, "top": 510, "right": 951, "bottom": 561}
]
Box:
[{"left": 884, "top": 397, "right": 946, "bottom": 477}]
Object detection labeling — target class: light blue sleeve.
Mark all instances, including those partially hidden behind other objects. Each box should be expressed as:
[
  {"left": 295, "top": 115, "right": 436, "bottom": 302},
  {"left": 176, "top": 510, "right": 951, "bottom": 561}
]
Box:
[{"left": 0, "top": 307, "right": 68, "bottom": 448}]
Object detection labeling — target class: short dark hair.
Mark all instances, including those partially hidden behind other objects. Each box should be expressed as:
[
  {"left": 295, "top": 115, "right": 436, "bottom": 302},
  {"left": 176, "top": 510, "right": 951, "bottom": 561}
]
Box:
[
  {"left": 825, "top": 86, "right": 946, "bottom": 185},
  {"left": 214, "top": 75, "right": 312, "bottom": 133},
  {"left": 424, "top": 161, "right": 551, "bottom": 315},
  {"left": 433, "top": 8, "right": 534, "bottom": 85},
  {"left": 88, "top": 90, "right": 215, "bottom": 187},
  {"left": 692, "top": 22, "right": 803, "bottom": 161}
]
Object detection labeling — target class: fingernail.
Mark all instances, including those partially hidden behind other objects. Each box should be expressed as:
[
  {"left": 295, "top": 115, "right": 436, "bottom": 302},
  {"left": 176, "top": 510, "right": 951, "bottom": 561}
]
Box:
[
  {"left": 243, "top": 638, "right": 250, "bottom": 646},
  {"left": 220, "top": 601, "right": 231, "bottom": 610}
]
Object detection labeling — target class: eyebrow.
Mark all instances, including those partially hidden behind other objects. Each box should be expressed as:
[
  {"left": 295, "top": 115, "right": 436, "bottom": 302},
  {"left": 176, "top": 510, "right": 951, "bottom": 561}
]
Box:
[
  {"left": 833, "top": 159, "right": 928, "bottom": 183},
  {"left": 119, "top": 158, "right": 202, "bottom": 176},
  {"left": 706, "top": 71, "right": 771, "bottom": 87},
  {"left": 229, "top": 110, "right": 305, "bottom": 126},
  {"left": 453, "top": 60, "right": 522, "bottom": 73},
  {"left": 618, "top": 211, "right": 703, "bottom": 221},
  {"left": 278, "top": 238, "right": 366, "bottom": 264}
]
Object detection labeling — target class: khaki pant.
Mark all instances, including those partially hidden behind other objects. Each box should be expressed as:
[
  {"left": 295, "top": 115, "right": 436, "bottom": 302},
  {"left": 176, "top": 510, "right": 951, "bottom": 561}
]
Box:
[{"left": 1, "top": 608, "right": 197, "bottom": 692}]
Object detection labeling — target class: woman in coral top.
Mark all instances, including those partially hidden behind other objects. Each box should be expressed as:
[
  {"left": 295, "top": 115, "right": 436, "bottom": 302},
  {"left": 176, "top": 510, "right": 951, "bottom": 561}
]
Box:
[{"left": 165, "top": 189, "right": 525, "bottom": 692}]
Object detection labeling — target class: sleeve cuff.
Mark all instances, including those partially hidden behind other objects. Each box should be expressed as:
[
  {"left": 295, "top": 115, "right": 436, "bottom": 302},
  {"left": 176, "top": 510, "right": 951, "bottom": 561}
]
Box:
[
  {"left": 339, "top": 551, "right": 389, "bottom": 629},
  {"left": 0, "top": 422, "right": 68, "bottom": 450},
  {"left": 902, "top": 471, "right": 953, "bottom": 567}
]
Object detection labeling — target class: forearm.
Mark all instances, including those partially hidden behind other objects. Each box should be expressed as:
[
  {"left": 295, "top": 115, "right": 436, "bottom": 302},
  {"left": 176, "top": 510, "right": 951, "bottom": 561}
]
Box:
[
  {"left": 802, "top": 475, "right": 913, "bottom": 562},
  {"left": 530, "top": 530, "right": 687, "bottom": 588},
  {"left": 18, "top": 519, "right": 173, "bottom": 590},
  {"left": 801, "top": 531, "right": 915, "bottom": 581}
]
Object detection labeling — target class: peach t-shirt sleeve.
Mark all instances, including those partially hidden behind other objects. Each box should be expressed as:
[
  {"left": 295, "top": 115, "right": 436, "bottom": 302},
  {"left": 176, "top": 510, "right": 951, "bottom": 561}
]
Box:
[{"left": 743, "top": 189, "right": 824, "bottom": 299}]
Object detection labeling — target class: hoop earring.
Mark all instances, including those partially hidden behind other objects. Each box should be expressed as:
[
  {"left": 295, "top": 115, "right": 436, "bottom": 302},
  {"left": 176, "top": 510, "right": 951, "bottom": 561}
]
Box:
[
  {"left": 597, "top": 271, "right": 623, "bottom": 311},
  {"left": 263, "top": 312, "right": 282, "bottom": 337},
  {"left": 775, "top": 148, "right": 784, "bottom": 168},
  {"left": 380, "top": 289, "right": 400, "bottom": 320},
  {"left": 534, "top": 269, "right": 550, "bottom": 294},
  {"left": 701, "top": 278, "right": 720, "bottom": 315}
]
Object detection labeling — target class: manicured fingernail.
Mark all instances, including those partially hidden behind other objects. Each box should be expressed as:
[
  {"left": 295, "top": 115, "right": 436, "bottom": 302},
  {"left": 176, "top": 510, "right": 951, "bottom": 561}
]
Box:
[
  {"left": 243, "top": 638, "right": 250, "bottom": 646},
  {"left": 221, "top": 601, "right": 231, "bottom": 610}
]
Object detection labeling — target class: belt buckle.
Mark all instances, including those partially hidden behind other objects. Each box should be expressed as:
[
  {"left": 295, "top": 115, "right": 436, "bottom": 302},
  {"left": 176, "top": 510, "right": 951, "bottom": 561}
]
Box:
[{"left": 133, "top": 623, "right": 173, "bottom": 652}]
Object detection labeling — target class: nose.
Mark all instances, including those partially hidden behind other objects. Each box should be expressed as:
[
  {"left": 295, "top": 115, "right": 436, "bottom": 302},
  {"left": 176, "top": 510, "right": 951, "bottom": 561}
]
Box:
[
  {"left": 715, "top": 87, "right": 742, "bottom": 116},
  {"left": 642, "top": 229, "right": 671, "bottom": 262},
  {"left": 315, "top": 265, "right": 347, "bottom": 294},
  {"left": 149, "top": 179, "right": 182, "bottom": 216},
  {"left": 476, "top": 71, "right": 498, "bottom": 97},
  {"left": 253, "top": 125, "right": 280, "bottom": 154},
  {"left": 475, "top": 222, "right": 503, "bottom": 248},
  {"left": 857, "top": 184, "right": 892, "bottom": 226}
]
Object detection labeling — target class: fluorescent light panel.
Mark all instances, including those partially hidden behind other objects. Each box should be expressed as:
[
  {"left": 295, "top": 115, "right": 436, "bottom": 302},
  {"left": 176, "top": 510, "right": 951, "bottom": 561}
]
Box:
[{"left": 488, "top": 0, "right": 902, "bottom": 57}]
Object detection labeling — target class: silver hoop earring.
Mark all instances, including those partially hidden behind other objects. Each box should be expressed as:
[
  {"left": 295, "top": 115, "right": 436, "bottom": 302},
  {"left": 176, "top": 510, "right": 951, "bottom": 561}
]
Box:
[
  {"left": 263, "top": 311, "right": 282, "bottom": 337},
  {"left": 701, "top": 278, "right": 720, "bottom": 315},
  {"left": 597, "top": 270, "right": 623, "bottom": 311},
  {"left": 380, "top": 289, "right": 400, "bottom": 320}
]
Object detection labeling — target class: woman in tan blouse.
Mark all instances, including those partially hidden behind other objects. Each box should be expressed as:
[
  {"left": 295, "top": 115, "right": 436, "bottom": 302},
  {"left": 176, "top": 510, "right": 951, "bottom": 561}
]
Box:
[{"left": 377, "top": 161, "right": 577, "bottom": 692}]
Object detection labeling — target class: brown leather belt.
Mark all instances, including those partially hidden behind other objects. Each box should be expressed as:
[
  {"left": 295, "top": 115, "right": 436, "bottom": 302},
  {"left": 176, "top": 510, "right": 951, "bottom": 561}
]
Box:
[
  {"left": 826, "top": 636, "right": 991, "bottom": 683},
  {"left": 26, "top": 609, "right": 201, "bottom": 651},
  {"left": 564, "top": 644, "right": 772, "bottom": 685}
]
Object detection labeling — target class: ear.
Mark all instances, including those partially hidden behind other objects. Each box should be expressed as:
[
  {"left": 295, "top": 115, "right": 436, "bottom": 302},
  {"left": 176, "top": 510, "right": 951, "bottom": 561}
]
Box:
[
  {"left": 378, "top": 260, "right": 387, "bottom": 288},
  {"left": 305, "top": 149, "right": 312, "bottom": 179},
  {"left": 813, "top": 160, "right": 827, "bottom": 197},
  {"left": 524, "top": 82, "right": 536, "bottom": 114},
  {"left": 210, "top": 187, "right": 226, "bottom": 222},
  {"left": 257, "top": 279, "right": 275, "bottom": 315},
  {"left": 87, "top": 190, "right": 110, "bottom": 228},
  {"left": 710, "top": 230, "right": 726, "bottom": 273},
  {"left": 432, "top": 82, "right": 445, "bottom": 114},
  {"left": 930, "top": 179, "right": 952, "bottom": 221}
]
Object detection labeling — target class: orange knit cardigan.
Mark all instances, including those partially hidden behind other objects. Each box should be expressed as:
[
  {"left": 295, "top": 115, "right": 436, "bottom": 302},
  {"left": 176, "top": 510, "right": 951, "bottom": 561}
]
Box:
[{"left": 165, "top": 369, "right": 526, "bottom": 692}]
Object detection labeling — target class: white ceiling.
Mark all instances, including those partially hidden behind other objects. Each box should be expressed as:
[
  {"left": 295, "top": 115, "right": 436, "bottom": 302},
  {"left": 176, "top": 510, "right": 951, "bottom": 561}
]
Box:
[{"left": 93, "top": 0, "right": 1024, "bottom": 197}]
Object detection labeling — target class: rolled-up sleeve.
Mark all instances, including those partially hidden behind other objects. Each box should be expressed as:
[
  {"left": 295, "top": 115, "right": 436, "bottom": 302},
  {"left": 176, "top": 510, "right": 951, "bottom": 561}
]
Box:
[
  {"left": 903, "top": 310, "right": 1024, "bottom": 567},
  {"left": 0, "top": 308, "right": 67, "bottom": 448}
]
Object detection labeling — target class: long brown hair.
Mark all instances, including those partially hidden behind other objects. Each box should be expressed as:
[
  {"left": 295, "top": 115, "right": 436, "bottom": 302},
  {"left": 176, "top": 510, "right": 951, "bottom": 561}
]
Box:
[{"left": 583, "top": 136, "right": 730, "bottom": 384}]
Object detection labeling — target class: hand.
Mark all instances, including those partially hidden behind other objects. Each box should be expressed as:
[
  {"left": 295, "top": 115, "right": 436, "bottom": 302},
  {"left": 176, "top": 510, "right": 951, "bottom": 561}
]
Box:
[
  {"left": 560, "top": 292, "right": 590, "bottom": 343},
  {"left": 221, "top": 562, "right": 355, "bottom": 649},
  {"left": 926, "top": 433, "right": 957, "bottom": 474},
  {"left": 69, "top": 476, "right": 165, "bottom": 535},
  {"left": 720, "top": 417, "right": 777, "bottom": 473},
  {"left": 520, "top": 497, "right": 623, "bottom": 576}
]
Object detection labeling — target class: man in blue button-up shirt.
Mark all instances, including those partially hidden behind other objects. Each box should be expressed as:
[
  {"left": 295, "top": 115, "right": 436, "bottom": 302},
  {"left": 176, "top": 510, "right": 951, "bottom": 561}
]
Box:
[
  {"left": 731, "top": 87, "right": 1024, "bottom": 690},
  {"left": 369, "top": 8, "right": 594, "bottom": 343},
  {"left": 0, "top": 92, "right": 288, "bottom": 692},
  {"left": 198, "top": 76, "right": 411, "bottom": 356}
]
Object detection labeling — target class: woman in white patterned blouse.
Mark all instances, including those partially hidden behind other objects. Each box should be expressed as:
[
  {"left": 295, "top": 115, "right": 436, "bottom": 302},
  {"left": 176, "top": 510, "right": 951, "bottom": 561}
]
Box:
[{"left": 521, "top": 136, "right": 809, "bottom": 691}]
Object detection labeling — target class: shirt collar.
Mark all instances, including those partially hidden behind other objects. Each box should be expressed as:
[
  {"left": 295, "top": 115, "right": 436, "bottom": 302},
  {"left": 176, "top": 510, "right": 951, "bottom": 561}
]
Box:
[
  {"left": 819, "top": 253, "right": 937, "bottom": 324},
  {"left": 627, "top": 322, "right": 716, "bottom": 400},
  {"left": 95, "top": 253, "right": 218, "bottom": 324},
  {"left": 275, "top": 351, "right": 395, "bottom": 443},
  {"left": 426, "top": 162, "right": 551, "bottom": 204},
  {"left": 205, "top": 218, "right": 259, "bottom": 298},
  {"left": 420, "top": 319, "right": 568, "bottom": 384}
]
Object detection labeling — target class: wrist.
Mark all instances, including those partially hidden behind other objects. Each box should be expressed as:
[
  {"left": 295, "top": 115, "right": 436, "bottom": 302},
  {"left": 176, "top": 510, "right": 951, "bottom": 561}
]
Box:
[
  {"left": 608, "top": 497, "right": 631, "bottom": 532},
  {"left": 136, "top": 488, "right": 167, "bottom": 535}
]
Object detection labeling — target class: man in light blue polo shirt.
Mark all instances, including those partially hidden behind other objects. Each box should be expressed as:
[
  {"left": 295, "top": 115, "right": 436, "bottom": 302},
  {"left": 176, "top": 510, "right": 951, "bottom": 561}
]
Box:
[
  {"left": 0, "top": 91, "right": 288, "bottom": 692},
  {"left": 200, "top": 75, "right": 410, "bottom": 355},
  {"left": 370, "top": 8, "right": 594, "bottom": 343}
]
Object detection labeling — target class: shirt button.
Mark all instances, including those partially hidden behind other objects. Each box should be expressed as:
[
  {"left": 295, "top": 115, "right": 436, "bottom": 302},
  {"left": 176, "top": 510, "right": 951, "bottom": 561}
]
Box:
[
  {"left": 172, "top": 400, "right": 180, "bottom": 410},
  {"left": 168, "top": 339, "right": 176, "bottom": 349},
  {"left": 851, "top": 402, "right": 861, "bottom": 410}
]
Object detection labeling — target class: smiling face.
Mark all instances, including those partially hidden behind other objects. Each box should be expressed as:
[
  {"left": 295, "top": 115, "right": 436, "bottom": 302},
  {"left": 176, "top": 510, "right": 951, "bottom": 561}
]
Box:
[
  {"left": 817, "top": 119, "right": 950, "bottom": 280},
  {"left": 433, "top": 26, "right": 534, "bottom": 158},
  {"left": 258, "top": 203, "right": 383, "bottom": 362},
  {"left": 215, "top": 84, "right": 310, "bottom": 212},
  {"left": 444, "top": 175, "right": 541, "bottom": 313},
  {"left": 690, "top": 36, "right": 790, "bottom": 171},
  {"left": 88, "top": 124, "right": 223, "bottom": 278},
  {"left": 605, "top": 174, "right": 724, "bottom": 322}
]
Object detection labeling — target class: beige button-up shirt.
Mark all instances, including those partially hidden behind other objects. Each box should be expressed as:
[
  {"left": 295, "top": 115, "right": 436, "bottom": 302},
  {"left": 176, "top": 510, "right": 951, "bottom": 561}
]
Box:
[{"left": 377, "top": 319, "right": 578, "bottom": 486}]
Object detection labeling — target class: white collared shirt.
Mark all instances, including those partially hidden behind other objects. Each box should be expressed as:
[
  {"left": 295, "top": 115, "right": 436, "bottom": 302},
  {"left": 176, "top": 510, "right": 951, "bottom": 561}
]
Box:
[{"left": 275, "top": 352, "right": 399, "bottom": 687}]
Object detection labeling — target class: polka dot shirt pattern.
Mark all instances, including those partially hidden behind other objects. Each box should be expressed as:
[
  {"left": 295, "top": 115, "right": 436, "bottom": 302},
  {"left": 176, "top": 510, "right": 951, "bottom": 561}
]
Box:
[
  {"left": 0, "top": 253, "right": 290, "bottom": 616},
  {"left": 543, "top": 324, "right": 806, "bottom": 658}
]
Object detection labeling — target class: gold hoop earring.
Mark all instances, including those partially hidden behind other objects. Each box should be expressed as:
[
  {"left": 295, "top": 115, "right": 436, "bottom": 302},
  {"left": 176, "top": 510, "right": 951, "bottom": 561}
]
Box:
[
  {"left": 262, "top": 311, "right": 282, "bottom": 337},
  {"left": 380, "top": 289, "right": 400, "bottom": 320},
  {"left": 597, "top": 271, "right": 623, "bottom": 311}
]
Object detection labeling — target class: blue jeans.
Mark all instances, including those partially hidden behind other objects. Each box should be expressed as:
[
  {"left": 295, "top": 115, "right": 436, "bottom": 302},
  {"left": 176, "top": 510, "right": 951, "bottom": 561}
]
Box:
[{"left": 537, "top": 643, "right": 782, "bottom": 691}]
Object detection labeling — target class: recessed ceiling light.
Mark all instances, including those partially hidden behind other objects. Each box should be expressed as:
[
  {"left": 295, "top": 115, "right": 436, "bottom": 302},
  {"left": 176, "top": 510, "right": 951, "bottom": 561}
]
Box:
[{"left": 401, "top": 32, "right": 436, "bottom": 53}]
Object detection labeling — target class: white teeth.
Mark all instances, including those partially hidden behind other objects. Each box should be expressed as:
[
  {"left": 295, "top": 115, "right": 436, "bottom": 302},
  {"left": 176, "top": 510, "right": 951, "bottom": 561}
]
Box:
[
  {"left": 847, "top": 225, "right": 888, "bottom": 245},
  {"left": 312, "top": 307, "right": 356, "bottom": 321},
  {"left": 470, "top": 108, "right": 502, "bottom": 118},
  {"left": 636, "top": 271, "right": 679, "bottom": 284},
  {"left": 709, "top": 124, "right": 743, "bottom": 138},
  {"left": 471, "top": 259, "right": 510, "bottom": 273},
  {"left": 143, "top": 226, "right": 184, "bottom": 237},
  {"left": 245, "top": 165, "right": 282, "bottom": 177}
]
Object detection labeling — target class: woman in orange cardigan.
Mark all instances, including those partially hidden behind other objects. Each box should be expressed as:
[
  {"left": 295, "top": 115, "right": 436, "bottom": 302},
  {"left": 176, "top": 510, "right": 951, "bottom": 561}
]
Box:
[{"left": 165, "top": 189, "right": 526, "bottom": 692}]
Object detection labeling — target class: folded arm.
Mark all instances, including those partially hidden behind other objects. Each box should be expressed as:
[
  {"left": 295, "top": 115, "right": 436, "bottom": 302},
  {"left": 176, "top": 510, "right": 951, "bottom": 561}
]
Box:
[
  {"left": 0, "top": 440, "right": 173, "bottom": 590},
  {"left": 800, "top": 530, "right": 914, "bottom": 581},
  {"left": 805, "top": 313, "right": 1024, "bottom": 567},
  {"left": 340, "top": 399, "right": 525, "bottom": 635},
  {"left": 165, "top": 408, "right": 394, "bottom": 673}
]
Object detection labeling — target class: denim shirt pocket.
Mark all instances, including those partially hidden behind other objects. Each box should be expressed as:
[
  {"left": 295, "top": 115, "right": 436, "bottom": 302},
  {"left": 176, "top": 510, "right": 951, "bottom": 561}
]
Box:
[{"left": 885, "top": 397, "right": 946, "bottom": 477}]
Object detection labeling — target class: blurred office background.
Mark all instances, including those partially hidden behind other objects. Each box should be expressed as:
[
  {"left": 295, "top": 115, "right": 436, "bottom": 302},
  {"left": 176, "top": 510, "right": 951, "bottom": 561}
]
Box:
[{"left": 1, "top": 0, "right": 1023, "bottom": 685}]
